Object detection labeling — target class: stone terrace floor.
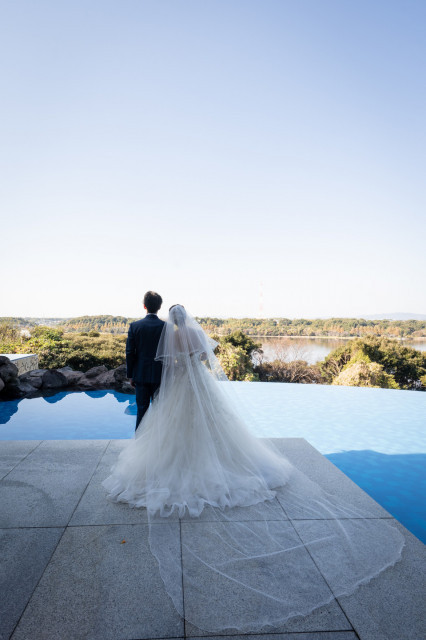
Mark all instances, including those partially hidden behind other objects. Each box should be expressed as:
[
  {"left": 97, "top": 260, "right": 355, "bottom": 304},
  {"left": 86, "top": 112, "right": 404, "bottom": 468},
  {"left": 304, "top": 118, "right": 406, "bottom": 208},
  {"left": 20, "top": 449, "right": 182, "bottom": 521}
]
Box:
[{"left": 0, "top": 438, "right": 425, "bottom": 640}]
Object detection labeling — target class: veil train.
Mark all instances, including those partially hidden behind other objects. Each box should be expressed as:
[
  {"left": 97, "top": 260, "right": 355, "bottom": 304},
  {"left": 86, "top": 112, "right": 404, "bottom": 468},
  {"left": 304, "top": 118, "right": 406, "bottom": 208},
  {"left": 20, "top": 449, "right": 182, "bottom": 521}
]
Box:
[{"left": 103, "top": 305, "right": 405, "bottom": 632}]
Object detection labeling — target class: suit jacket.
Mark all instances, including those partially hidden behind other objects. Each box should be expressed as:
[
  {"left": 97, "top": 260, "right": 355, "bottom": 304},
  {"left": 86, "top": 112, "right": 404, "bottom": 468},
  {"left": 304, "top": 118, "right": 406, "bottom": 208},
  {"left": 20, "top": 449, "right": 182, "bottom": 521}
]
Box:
[{"left": 126, "top": 314, "right": 165, "bottom": 384}]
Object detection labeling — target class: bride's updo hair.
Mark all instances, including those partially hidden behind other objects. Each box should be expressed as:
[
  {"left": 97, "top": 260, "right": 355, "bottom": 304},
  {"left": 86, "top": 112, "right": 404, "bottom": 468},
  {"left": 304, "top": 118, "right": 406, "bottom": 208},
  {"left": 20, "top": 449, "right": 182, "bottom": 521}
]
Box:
[{"left": 169, "top": 304, "right": 186, "bottom": 326}]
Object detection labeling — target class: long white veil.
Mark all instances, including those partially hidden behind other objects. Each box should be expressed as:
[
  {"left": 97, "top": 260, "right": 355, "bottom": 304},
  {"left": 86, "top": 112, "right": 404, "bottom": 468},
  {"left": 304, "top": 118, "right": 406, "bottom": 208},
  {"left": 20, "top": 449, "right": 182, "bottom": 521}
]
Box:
[
  {"left": 105, "top": 306, "right": 405, "bottom": 633},
  {"left": 155, "top": 303, "right": 227, "bottom": 384}
]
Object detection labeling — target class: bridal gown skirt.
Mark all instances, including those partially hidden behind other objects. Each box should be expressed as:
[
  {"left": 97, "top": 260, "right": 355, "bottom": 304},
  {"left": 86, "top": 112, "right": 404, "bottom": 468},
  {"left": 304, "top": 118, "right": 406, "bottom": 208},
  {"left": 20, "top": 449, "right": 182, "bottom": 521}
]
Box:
[
  {"left": 102, "top": 362, "right": 405, "bottom": 633},
  {"left": 102, "top": 361, "right": 293, "bottom": 516}
]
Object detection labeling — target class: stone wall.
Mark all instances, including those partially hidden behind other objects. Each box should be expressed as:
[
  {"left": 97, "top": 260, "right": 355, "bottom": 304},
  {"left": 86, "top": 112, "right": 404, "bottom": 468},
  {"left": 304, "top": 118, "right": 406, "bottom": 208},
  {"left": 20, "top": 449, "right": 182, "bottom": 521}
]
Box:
[{"left": 0, "top": 354, "right": 39, "bottom": 376}]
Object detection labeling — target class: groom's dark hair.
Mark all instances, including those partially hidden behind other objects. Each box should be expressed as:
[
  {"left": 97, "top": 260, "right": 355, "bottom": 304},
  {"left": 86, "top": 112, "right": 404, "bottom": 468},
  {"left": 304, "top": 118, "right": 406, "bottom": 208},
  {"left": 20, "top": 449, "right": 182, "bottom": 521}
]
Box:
[{"left": 143, "top": 291, "right": 162, "bottom": 314}]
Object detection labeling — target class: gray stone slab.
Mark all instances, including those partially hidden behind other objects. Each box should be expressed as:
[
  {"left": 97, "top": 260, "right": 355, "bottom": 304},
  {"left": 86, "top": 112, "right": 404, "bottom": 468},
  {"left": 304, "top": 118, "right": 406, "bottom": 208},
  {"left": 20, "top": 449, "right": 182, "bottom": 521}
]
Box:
[
  {"left": 11, "top": 523, "right": 184, "bottom": 640},
  {"left": 0, "top": 526, "right": 64, "bottom": 640},
  {"left": 69, "top": 439, "right": 153, "bottom": 525},
  {"left": 181, "top": 520, "right": 352, "bottom": 636},
  {"left": 0, "top": 440, "right": 41, "bottom": 480},
  {"left": 271, "top": 438, "right": 391, "bottom": 519},
  {"left": 1, "top": 437, "right": 424, "bottom": 640},
  {"left": 291, "top": 517, "right": 405, "bottom": 601},
  {"left": 336, "top": 521, "right": 426, "bottom": 640},
  {"left": 0, "top": 440, "right": 108, "bottom": 527},
  {"left": 185, "top": 600, "right": 353, "bottom": 637}
]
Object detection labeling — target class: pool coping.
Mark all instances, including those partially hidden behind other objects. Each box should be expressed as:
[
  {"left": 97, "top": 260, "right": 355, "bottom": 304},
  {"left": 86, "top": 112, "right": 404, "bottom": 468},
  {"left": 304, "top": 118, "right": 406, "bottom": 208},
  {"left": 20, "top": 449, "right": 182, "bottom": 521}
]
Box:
[{"left": 0, "top": 437, "right": 425, "bottom": 640}]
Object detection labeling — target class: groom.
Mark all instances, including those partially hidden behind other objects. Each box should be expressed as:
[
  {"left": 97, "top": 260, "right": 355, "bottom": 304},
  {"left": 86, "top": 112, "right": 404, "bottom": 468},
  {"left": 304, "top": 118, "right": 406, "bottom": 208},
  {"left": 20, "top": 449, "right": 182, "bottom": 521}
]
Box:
[{"left": 126, "top": 291, "right": 165, "bottom": 431}]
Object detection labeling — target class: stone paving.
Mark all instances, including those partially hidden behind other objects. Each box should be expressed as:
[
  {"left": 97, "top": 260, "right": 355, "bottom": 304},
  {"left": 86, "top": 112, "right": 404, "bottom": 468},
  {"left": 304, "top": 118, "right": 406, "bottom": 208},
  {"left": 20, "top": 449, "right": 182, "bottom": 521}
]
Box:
[{"left": 0, "top": 438, "right": 425, "bottom": 640}]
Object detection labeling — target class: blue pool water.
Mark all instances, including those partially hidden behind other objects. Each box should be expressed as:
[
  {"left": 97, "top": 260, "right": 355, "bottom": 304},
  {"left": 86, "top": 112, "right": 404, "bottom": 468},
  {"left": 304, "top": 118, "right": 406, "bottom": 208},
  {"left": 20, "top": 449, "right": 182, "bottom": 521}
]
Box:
[{"left": 1, "top": 383, "right": 425, "bottom": 543}]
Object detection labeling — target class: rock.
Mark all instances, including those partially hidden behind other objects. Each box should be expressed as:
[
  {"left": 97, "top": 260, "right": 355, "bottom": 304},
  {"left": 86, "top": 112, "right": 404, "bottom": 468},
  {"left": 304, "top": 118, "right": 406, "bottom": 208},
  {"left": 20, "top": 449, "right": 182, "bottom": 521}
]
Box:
[
  {"left": 113, "top": 364, "right": 127, "bottom": 383},
  {"left": 0, "top": 363, "right": 133, "bottom": 398},
  {"left": 73, "top": 375, "right": 99, "bottom": 390},
  {"left": 85, "top": 365, "right": 108, "bottom": 379},
  {"left": 62, "top": 371, "right": 85, "bottom": 386},
  {"left": 17, "top": 381, "right": 38, "bottom": 396},
  {"left": 0, "top": 359, "right": 19, "bottom": 383},
  {"left": 1, "top": 381, "right": 26, "bottom": 399},
  {"left": 121, "top": 380, "right": 136, "bottom": 394},
  {"left": 95, "top": 370, "right": 116, "bottom": 387},
  {"left": 41, "top": 369, "right": 68, "bottom": 390},
  {"left": 19, "top": 370, "right": 47, "bottom": 389}
]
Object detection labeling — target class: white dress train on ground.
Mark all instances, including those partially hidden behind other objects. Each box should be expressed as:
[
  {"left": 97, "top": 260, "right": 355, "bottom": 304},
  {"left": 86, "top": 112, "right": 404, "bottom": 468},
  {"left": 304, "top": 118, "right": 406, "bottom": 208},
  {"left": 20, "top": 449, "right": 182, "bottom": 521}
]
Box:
[{"left": 103, "top": 306, "right": 404, "bottom": 633}]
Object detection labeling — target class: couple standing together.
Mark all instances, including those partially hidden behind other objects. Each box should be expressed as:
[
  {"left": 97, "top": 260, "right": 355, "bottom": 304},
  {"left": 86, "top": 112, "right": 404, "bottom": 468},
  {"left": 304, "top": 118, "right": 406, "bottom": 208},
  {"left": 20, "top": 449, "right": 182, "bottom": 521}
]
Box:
[
  {"left": 102, "top": 291, "right": 404, "bottom": 633},
  {"left": 103, "top": 289, "right": 293, "bottom": 516}
]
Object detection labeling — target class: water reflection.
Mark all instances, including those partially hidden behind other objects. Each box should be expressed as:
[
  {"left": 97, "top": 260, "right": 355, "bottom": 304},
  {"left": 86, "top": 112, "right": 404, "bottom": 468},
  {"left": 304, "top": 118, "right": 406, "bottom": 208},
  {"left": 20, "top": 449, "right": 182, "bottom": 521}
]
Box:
[
  {"left": 43, "top": 391, "right": 69, "bottom": 404},
  {"left": 0, "top": 389, "right": 137, "bottom": 428},
  {"left": 125, "top": 402, "right": 137, "bottom": 415},
  {"left": 0, "top": 399, "right": 19, "bottom": 424},
  {"left": 257, "top": 337, "right": 426, "bottom": 364},
  {"left": 84, "top": 390, "right": 109, "bottom": 399}
]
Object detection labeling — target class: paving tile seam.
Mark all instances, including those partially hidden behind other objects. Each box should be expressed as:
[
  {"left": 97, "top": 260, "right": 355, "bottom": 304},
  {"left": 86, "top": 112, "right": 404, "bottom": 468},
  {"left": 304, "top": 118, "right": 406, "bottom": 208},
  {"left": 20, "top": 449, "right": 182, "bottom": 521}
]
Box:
[
  {"left": 8, "top": 524, "right": 68, "bottom": 639},
  {"left": 275, "top": 492, "right": 290, "bottom": 520},
  {"left": 284, "top": 516, "right": 356, "bottom": 635},
  {"left": 0, "top": 440, "right": 43, "bottom": 481},
  {"left": 288, "top": 516, "right": 394, "bottom": 521},
  {"left": 0, "top": 514, "right": 396, "bottom": 531},
  {"left": 6, "top": 440, "right": 112, "bottom": 637},
  {"left": 63, "top": 438, "right": 111, "bottom": 527},
  {"left": 181, "top": 629, "right": 360, "bottom": 639},
  {"left": 179, "top": 519, "right": 187, "bottom": 638},
  {"left": 126, "top": 631, "right": 361, "bottom": 640},
  {"left": 0, "top": 524, "right": 70, "bottom": 530},
  {"left": 179, "top": 518, "right": 289, "bottom": 524}
]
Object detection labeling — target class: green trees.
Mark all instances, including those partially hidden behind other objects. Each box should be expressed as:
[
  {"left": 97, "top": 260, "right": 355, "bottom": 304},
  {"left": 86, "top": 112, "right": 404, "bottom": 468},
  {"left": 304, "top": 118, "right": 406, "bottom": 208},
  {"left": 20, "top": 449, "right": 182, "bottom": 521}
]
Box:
[
  {"left": 321, "top": 336, "right": 426, "bottom": 390},
  {"left": 213, "top": 331, "right": 261, "bottom": 381},
  {"left": 198, "top": 317, "right": 426, "bottom": 338},
  {"left": 60, "top": 334, "right": 126, "bottom": 371},
  {"left": 0, "top": 320, "right": 21, "bottom": 350},
  {"left": 1, "top": 320, "right": 424, "bottom": 390},
  {"left": 60, "top": 316, "right": 134, "bottom": 334},
  {"left": 332, "top": 362, "right": 399, "bottom": 389},
  {"left": 3, "top": 315, "right": 426, "bottom": 338},
  {"left": 0, "top": 324, "right": 126, "bottom": 372}
]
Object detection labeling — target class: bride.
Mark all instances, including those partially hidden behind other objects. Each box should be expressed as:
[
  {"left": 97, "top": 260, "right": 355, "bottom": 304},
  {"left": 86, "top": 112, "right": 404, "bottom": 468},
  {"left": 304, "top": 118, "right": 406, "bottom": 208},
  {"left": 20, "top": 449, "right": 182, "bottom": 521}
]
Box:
[
  {"left": 103, "top": 304, "right": 404, "bottom": 633},
  {"left": 103, "top": 304, "right": 293, "bottom": 516}
]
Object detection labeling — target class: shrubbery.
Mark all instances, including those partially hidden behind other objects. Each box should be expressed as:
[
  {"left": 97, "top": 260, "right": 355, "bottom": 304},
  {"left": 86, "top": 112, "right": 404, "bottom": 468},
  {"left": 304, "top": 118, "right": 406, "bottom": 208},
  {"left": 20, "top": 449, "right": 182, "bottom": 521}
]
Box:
[
  {"left": 0, "top": 323, "right": 126, "bottom": 372},
  {"left": 320, "top": 336, "right": 426, "bottom": 390},
  {"left": 213, "top": 331, "right": 261, "bottom": 381},
  {"left": 1, "top": 322, "right": 425, "bottom": 390}
]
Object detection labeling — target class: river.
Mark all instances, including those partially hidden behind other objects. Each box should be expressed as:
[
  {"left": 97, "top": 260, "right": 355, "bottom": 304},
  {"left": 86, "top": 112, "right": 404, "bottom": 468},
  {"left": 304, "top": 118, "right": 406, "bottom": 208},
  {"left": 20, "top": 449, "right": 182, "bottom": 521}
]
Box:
[{"left": 254, "top": 336, "right": 426, "bottom": 364}]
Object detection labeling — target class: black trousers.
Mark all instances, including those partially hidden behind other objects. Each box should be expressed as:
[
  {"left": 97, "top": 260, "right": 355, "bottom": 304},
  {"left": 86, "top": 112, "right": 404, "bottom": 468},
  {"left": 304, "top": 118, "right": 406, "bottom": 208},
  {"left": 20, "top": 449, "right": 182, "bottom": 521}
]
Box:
[{"left": 135, "top": 382, "right": 160, "bottom": 431}]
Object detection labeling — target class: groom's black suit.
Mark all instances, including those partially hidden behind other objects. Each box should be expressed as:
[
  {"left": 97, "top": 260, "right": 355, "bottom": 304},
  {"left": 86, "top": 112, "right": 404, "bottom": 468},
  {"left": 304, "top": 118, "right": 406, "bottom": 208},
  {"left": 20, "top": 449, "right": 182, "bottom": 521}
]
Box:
[{"left": 126, "top": 313, "right": 165, "bottom": 430}]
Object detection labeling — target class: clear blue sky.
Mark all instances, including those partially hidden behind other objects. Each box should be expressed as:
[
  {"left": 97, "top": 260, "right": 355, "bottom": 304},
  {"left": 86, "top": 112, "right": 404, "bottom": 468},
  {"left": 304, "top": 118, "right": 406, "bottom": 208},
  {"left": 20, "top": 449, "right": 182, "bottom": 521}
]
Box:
[{"left": 1, "top": 0, "right": 425, "bottom": 318}]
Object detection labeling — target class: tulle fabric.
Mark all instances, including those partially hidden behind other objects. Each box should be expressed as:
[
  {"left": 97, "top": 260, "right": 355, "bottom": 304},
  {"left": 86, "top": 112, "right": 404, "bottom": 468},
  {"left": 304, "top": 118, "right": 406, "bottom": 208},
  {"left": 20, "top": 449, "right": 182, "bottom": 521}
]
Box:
[
  {"left": 102, "top": 306, "right": 405, "bottom": 633},
  {"left": 102, "top": 348, "right": 292, "bottom": 517}
]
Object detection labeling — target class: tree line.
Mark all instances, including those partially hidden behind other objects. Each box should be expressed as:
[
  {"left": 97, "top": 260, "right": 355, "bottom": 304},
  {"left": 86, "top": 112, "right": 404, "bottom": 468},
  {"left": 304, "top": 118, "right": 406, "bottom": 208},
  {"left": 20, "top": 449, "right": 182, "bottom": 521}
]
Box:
[
  {"left": 1, "top": 320, "right": 425, "bottom": 391},
  {"left": 198, "top": 317, "right": 426, "bottom": 338},
  {"left": 2, "top": 315, "right": 425, "bottom": 338}
]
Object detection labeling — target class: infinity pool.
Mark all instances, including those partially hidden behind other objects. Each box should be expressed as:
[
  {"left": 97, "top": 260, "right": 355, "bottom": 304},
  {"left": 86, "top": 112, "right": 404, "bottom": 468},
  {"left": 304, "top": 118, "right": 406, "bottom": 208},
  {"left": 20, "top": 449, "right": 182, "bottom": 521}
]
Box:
[{"left": 1, "top": 382, "right": 425, "bottom": 543}]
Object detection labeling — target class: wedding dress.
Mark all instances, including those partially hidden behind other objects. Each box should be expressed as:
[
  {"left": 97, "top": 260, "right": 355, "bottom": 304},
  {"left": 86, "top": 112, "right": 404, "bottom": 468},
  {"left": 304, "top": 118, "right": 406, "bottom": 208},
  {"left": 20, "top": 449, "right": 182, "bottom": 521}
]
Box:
[{"left": 103, "top": 305, "right": 404, "bottom": 633}]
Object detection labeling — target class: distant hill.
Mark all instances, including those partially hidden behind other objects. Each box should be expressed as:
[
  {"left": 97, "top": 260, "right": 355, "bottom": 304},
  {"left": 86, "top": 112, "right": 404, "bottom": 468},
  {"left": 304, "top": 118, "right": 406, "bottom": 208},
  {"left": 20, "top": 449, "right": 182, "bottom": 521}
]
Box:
[
  {"left": 0, "top": 317, "right": 68, "bottom": 327},
  {"left": 360, "top": 313, "right": 426, "bottom": 321},
  {"left": 1, "top": 315, "right": 426, "bottom": 338}
]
